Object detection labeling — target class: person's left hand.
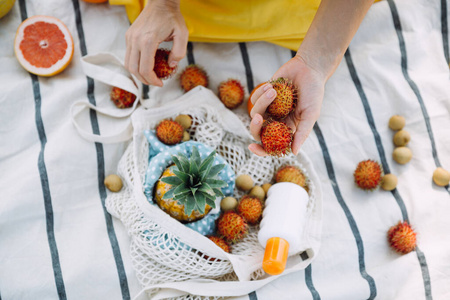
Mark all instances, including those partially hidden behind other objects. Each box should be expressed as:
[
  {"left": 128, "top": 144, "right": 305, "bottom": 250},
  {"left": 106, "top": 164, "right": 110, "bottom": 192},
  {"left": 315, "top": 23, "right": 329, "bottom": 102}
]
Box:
[{"left": 248, "top": 54, "right": 326, "bottom": 156}]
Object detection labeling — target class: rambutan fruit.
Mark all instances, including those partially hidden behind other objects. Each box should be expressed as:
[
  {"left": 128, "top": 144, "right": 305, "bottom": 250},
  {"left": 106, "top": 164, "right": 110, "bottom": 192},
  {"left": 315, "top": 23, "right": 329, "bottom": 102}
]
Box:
[
  {"left": 275, "top": 165, "right": 308, "bottom": 192},
  {"left": 180, "top": 64, "right": 208, "bottom": 92},
  {"left": 237, "top": 195, "right": 263, "bottom": 225},
  {"left": 153, "top": 48, "right": 177, "bottom": 79},
  {"left": 353, "top": 160, "right": 383, "bottom": 190},
  {"left": 260, "top": 120, "right": 293, "bottom": 157},
  {"left": 266, "top": 78, "right": 297, "bottom": 119},
  {"left": 218, "top": 79, "right": 245, "bottom": 109},
  {"left": 207, "top": 236, "right": 230, "bottom": 253},
  {"left": 387, "top": 221, "right": 417, "bottom": 254},
  {"left": 110, "top": 86, "right": 136, "bottom": 108},
  {"left": 155, "top": 119, "right": 184, "bottom": 145},
  {"left": 216, "top": 211, "right": 248, "bottom": 243}
]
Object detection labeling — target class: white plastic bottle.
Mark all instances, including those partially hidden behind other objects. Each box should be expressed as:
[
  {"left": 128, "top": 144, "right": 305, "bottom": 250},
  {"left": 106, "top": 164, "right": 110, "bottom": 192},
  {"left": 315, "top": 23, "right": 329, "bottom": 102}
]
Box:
[{"left": 258, "top": 182, "right": 309, "bottom": 275}]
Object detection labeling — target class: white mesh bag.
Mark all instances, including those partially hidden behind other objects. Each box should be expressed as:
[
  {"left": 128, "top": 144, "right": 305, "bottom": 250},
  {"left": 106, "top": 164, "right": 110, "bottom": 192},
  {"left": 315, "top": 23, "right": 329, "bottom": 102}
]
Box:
[{"left": 71, "top": 53, "right": 323, "bottom": 300}]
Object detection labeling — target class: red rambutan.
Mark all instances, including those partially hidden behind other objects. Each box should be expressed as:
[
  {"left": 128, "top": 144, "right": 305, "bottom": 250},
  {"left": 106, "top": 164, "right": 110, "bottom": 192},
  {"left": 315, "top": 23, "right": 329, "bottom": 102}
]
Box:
[
  {"left": 260, "top": 120, "right": 293, "bottom": 157},
  {"left": 387, "top": 221, "right": 417, "bottom": 254},
  {"left": 353, "top": 160, "right": 383, "bottom": 190},
  {"left": 155, "top": 119, "right": 184, "bottom": 145},
  {"left": 153, "top": 48, "right": 177, "bottom": 79}
]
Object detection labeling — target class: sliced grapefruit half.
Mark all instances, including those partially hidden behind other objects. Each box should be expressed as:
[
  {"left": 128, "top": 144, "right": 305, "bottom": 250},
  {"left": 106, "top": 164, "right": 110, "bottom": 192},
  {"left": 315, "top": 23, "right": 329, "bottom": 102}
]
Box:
[{"left": 14, "top": 15, "right": 74, "bottom": 77}]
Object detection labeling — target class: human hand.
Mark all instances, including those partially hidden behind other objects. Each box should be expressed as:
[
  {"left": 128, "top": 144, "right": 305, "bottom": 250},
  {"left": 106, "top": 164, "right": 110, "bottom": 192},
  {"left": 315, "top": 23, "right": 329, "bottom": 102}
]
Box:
[
  {"left": 124, "top": 0, "right": 188, "bottom": 86},
  {"left": 248, "top": 54, "right": 326, "bottom": 156}
]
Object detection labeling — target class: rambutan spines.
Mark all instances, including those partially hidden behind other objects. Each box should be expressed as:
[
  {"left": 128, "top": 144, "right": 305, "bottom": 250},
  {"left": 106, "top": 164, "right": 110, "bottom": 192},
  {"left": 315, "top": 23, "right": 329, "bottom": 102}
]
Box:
[
  {"left": 353, "top": 160, "right": 383, "bottom": 190},
  {"left": 155, "top": 119, "right": 184, "bottom": 145},
  {"left": 266, "top": 77, "right": 298, "bottom": 119},
  {"left": 388, "top": 221, "right": 417, "bottom": 254},
  {"left": 275, "top": 165, "right": 308, "bottom": 192},
  {"left": 180, "top": 64, "right": 209, "bottom": 92},
  {"left": 216, "top": 211, "right": 248, "bottom": 243},
  {"left": 110, "top": 87, "right": 136, "bottom": 108},
  {"left": 237, "top": 195, "right": 263, "bottom": 225},
  {"left": 260, "top": 120, "right": 293, "bottom": 157},
  {"left": 153, "top": 48, "right": 177, "bottom": 79},
  {"left": 218, "top": 79, "right": 245, "bottom": 109}
]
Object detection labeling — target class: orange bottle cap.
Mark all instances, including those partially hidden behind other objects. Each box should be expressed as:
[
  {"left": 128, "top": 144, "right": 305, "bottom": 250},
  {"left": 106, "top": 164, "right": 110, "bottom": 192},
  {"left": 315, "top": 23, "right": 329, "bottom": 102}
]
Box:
[{"left": 262, "top": 237, "right": 290, "bottom": 275}]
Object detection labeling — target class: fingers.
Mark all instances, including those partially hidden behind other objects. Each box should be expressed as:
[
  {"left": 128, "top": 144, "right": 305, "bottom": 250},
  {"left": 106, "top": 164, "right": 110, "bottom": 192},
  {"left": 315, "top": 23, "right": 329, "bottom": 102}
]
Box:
[
  {"left": 139, "top": 42, "right": 163, "bottom": 87},
  {"left": 291, "top": 112, "right": 319, "bottom": 155},
  {"left": 250, "top": 88, "right": 277, "bottom": 118},
  {"left": 168, "top": 29, "right": 188, "bottom": 68},
  {"left": 250, "top": 83, "right": 271, "bottom": 104},
  {"left": 248, "top": 143, "right": 268, "bottom": 157},
  {"left": 249, "top": 113, "right": 264, "bottom": 141},
  {"left": 127, "top": 48, "right": 149, "bottom": 85}
]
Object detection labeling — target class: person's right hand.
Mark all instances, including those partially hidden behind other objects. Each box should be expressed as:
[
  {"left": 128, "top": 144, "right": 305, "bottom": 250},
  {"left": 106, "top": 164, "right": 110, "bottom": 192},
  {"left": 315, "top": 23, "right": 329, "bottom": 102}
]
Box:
[{"left": 124, "top": 0, "right": 189, "bottom": 86}]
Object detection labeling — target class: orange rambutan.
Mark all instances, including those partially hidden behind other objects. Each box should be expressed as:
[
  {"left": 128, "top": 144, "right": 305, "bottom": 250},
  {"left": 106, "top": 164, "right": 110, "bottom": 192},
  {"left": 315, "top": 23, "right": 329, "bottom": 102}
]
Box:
[
  {"left": 153, "top": 48, "right": 177, "bottom": 79},
  {"left": 353, "top": 160, "right": 383, "bottom": 190},
  {"left": 216, "top": 211, "right": 248, "bottom": 243},
  {"left": 275, "top": 165, "right": 308, "bottom": 192},
  {"left": 237, "top": 195, "right": 264, "bottom": 225},
  {"left": 110, "top": 87, "right": 136, "bottom": 108},
  {"left": 155, "top": 119, "right": 184, "bottom": 145},
  {"left": 218, "top": 79, "right": 245, "bottom": 109},
  {"left": 180, "top": 64, "right": 209, "bottom": 92},
  {"left": 260, "top": 120, "right": 293, "bottom": 157},
  {"left": 266, "top": 78, "right": 297, "bottom": 119},
  {"left": 387, "top": 221, "right": 417, "bottom": 254}
]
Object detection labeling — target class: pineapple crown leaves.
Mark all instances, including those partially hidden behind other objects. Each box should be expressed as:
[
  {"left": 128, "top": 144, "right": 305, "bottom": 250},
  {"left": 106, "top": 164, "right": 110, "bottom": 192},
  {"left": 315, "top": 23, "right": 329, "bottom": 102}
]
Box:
[{"left": 160, "top": 146, "right": 228, "bottom": 216}]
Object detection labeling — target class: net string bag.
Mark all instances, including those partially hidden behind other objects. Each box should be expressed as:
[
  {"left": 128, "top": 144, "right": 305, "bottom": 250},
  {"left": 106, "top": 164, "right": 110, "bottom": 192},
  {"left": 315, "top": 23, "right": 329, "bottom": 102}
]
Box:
[
  {"left": 71, "top": 52, "right": 323, "bottom": 300},
  {"left": 105, "top": 86, "right": 323, "bottom": 300}
]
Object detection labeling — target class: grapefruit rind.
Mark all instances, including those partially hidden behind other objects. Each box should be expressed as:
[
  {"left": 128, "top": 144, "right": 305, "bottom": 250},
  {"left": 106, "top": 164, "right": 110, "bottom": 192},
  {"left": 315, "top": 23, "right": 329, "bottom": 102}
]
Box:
[{"left": 14, "top": 15, "right": 74, "bottom": 77}]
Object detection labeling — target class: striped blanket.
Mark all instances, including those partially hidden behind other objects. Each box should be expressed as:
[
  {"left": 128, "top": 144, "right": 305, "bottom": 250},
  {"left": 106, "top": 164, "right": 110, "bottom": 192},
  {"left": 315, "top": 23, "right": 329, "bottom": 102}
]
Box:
[{"left": 1, "top": 0, "right": 449, "bottom": 299}]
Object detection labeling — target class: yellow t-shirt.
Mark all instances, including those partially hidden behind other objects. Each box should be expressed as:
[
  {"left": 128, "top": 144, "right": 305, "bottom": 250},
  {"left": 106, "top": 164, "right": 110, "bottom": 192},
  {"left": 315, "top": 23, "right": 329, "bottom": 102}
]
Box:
[{"left": 109, "top": 0, "right": 353, "bottom": 51}]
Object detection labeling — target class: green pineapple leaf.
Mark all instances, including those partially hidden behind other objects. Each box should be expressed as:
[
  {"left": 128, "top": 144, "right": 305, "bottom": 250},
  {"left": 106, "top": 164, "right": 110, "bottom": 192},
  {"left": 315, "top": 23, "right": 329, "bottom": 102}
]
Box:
[
  {"left": 189, "top": 159, "right": 199, "bottom": 177},
  {"left": 160, "top": 176, "right": 183, "bottom": 186},
  {"left": 205, "top": 198, "right": 216, "bottom": 208},
  {"left": 204, "top": 178, "right": 227, "bottom": 188},
  {"left": 173, "top": 155, "right": 190, "bottom": 173},
  {"left": 173, "top": 184, "right": 190, "bottom": 197},
  {"left": 184, "top": 196, "right": 196, "bottom": 216},
  {"left": 213, "top": 188, "right": 225, "bottom": 198},
  {"left": 191, "top": 146, "right": 202, "bottom": 168},
  {"left": 198, "top": 182, "right": 215, "bottom": 196},
  {"left": 173, "top": 169, "right": 190, "bottom": 182},
  {"left": 161, "top": 187, "right": 176, "bottom": 200},
  {"left": 194, "top": 192, "right": 206, "bottom": 214},
  {"left": 208, "top": 163, "right": 226, "bottom": 178}
]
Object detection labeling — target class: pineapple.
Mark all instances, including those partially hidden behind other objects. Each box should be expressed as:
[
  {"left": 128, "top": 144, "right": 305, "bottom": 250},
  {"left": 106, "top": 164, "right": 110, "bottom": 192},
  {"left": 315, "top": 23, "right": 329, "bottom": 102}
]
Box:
[{"left": 154, "top": 146, "right": 228, "bottom": 223}]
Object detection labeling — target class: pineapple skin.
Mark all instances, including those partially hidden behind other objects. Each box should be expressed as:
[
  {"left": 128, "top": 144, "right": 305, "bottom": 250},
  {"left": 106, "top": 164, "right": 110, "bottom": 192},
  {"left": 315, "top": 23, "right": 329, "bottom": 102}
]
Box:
[{"left": 154, "top": 165, "right": 211, "bottom": 223}]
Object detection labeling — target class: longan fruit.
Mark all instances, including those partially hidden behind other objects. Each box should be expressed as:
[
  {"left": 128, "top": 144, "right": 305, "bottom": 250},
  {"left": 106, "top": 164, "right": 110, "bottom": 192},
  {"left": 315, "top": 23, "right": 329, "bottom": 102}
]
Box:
[
  {"left": 389, "top": 115, "right": 406, "bottom": 131},
  {"left": 235, "top": 174, "right": 254, "bottom": 191},
  {"left": 381, "top": 174, "right": 398, "bottom": 191},
  {"left": 393, "top": 130, "right": 411, "bottom": 147},
  {"left": 393, "top": 147, "right": 412, "bottom": 164},
  {"left": 220, "top": 197, "right": 238, "bottom": 211},
  {"left": 261, "top": 183, "right": 272, "bottom": 195},
  {"left": 182, "top": 131, "right": 190, "bottom": 142},
  {"left": 433, "top": 167, "right": 450, "bottom": 187},
  {"left": 249, "top": 186, "right": 265, "bottom": 201},
  {"left": 104, "top": 174, "right": 123, "bottom": 192},
  {"left": 175, "top": 114, "right": 193, "bottom": 129}
]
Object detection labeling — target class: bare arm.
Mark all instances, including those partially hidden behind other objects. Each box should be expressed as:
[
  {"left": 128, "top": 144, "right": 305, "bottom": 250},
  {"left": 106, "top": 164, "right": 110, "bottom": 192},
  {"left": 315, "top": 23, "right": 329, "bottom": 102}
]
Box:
[{"left": 249, "top": 0, "right": 375, "bottom": 156}]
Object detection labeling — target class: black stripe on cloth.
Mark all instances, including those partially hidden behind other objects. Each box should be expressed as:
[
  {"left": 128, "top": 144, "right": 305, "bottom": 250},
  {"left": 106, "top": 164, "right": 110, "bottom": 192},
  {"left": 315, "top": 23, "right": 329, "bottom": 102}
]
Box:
[
  {"left": 388, "top": 0, "right": 450, "bottom": 193},
  {"left": 305, "top": 265, "right": 321, "bottom": 300},
  {"left": 187, "top": 42, "right": 195, "bottom": 65},
  {"left": 313, "top": 123, "right": 377, "bottom": 300},
  {"left": 442, "top": 0, "right": 449, "bottom": 64},
  {"left": 239, "top": 43, "right": 255, "bottom": 93},
  {"left": 71, "top": 1, "right": 130, "bottom": 299},
  {"left": 345, "top": 48, "right": 432, "bottom": 300},
  {"left": 248, "top": 291, "right": 258, "bottom": 300},
  {"left": 344, "top": 49, "right": 409, "bottom": 222},
  {"left": 18, "top": 1, "right": 67, "bottom": 299},
  {"left": 142, "top": 84, "right": 149, "bottom": 100}
]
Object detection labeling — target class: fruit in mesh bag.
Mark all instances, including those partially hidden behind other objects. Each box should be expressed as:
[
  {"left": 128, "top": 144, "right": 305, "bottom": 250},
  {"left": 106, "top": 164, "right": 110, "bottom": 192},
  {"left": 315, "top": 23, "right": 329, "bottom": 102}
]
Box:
[
  {"left": 154, "top": 48, "right": 177, "bottom": 79},
  {"left": 275, "top": 165, "right": 308, "bottom": 193},
  {"left": 154, "top": 146, "right": 227, "bottom": 223},
  {"left": 387, "top": 221, "right": 417, "bottom": 254},
  {"left": 14, "top": 15, "right": 74, "bottom": 76},
  {"left": 180, "top": 64, "right": 209, "bottom": 92},
  {"left": 110, "top": 87, "right": 136, "bottom": 108},
  {"left": 266, "top": 78, "right": 297, "bottom": 119},
  {"left": 353, "top": 160, "right": 383, "bottom": 190},
  {"left": 156, "top": 119, "right": 184, "bottom": 145},
  {"left": 218, "top": 79, "right": 245, "bottom": 109},
  {"left": 237, "top": 195, "right": 263, "bottom": 225},
  {"left": 260, "top": 120, "right": 293, "bottom": 157},
  {"left": 216, "top": 211, "right": 248, "bottom": 243}
]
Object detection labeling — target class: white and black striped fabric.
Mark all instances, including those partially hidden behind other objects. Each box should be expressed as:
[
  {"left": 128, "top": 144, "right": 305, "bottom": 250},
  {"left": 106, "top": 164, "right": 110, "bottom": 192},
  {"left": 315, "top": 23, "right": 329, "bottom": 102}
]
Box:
[{"left": 1, "top": 0, "right": 449, "bottom": 299}]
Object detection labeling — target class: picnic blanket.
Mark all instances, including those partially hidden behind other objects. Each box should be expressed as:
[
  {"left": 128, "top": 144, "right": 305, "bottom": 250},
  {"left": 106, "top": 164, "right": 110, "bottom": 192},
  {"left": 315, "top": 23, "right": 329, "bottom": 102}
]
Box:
[{"left": 1, "top": 0, "right": 449, "bottom": 299}]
